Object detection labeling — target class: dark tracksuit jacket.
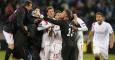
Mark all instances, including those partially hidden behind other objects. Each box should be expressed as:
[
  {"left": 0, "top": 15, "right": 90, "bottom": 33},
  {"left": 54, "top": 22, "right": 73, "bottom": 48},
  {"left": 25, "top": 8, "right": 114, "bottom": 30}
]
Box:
[
  {"left": 46, "top": 18, "right": 77, "bottom": 60},
  {"left": 4, "top": 6, "right": 31, "bottom": 59},
  {"left": 27, "top": 17, "right": 43, "bottom": 60}
]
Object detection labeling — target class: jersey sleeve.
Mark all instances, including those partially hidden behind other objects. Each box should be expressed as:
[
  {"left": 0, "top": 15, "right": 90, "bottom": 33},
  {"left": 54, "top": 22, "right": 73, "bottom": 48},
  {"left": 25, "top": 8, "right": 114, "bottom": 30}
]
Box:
[
  {"left": 107, "top": 23, "right": 113, "bottom": 34},
  {"left": 91, "top": 23, "right": 95, "bottom": 32},
  {"left": 37, "top": 21, "right": 52, "bottom": 31},
  {"left": 77, "top": 18, "right": 88, "bottom": 31}
]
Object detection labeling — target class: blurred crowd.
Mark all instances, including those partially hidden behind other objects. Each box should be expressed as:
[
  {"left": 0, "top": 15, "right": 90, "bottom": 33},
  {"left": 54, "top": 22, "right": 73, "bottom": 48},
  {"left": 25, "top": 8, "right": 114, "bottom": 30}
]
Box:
[{"left": 0, "top": 0, "right": 115, "bottom": 31}]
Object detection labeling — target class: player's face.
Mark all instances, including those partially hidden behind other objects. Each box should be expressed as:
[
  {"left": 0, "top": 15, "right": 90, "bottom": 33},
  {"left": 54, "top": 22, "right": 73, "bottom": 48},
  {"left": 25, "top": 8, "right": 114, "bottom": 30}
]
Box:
[
  {"left": 61, "top": 11, "right": 67, "bottom": 18},
  {"left": 96, "top": 14, "right": 104, "bottom": 24},
  {"left": 32, "top": 8, "right": 40, "bottom": 17},
  {"left": 47, "top": 9, "right": 55, "bottom": 18},
  {"left": 28, "top": 3, "right": 33, "bottom": 11},
  {"left": 55, "top": 13, "right": 62, "bottom": 20},
  {"left": 34, "top": 8, "right": 40, "bottom": 16}
]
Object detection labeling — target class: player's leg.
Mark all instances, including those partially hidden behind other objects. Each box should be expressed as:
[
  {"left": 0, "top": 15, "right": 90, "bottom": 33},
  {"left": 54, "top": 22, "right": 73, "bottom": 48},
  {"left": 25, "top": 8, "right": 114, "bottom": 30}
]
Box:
[
  {"left": 42, "top": 33, "right": 51, "bottom": 60},
  {"left": 93, "top": 45, "right": 101, "bottom": 60},
  {"left": 101, "top": 46, "right": 108, "bottom": 60},
  {"left": 62, "top": 39, "right": 76, "bottom": 60},
  {"left": 77, "top": 36, "right": 83, "bottom": 60},
  {"left": 12, "top": 48, "right": 22, "bottom": 60},
  {"left": 49, "top": 42, "right": 55, "bottom": 60},
  {"left": 44, "top": 45, "right": 50, "bottom": 60},
  {"left": 31, "top": 46, "right": 41, "bottom": 60},
  {"left": 3, "top": 30, "right": 14, "bottom": 60},
  {"left": 77, "top": 41, "right": 83, "bottom": 60},
  {"left": 40, "top": 50, "right": 44, "bottom": 60},
  {"left": 56, "top": 43, "right": 62, "bottom": 60},
  {"left": 50, "top": 42, "right": 62, "bottom": 60}
]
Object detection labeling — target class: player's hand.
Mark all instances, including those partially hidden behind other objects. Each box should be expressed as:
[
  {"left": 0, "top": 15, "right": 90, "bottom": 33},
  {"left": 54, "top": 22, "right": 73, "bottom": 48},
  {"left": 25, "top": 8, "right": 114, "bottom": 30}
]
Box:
[
  {"left": 72, "top": 14, "right": 78, "bottom": 25},
  {"left": 73, "top": 14, "right": 77, "bottom": 20},
  {"left": 84, "top": 41, "right": 88, "bottom": 46},
  {"left": 40, "top": 14, "right": 44, "bottom": 19},
  {"left": 84, "top": 39, "right": 90, "bottom": 46}
]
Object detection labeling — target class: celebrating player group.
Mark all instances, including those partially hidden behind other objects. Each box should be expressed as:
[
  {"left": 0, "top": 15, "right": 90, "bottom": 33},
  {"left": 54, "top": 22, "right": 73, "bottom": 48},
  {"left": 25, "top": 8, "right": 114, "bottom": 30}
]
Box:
[{"left": 2, "top": 0, "right": 114, "bottom": 60}]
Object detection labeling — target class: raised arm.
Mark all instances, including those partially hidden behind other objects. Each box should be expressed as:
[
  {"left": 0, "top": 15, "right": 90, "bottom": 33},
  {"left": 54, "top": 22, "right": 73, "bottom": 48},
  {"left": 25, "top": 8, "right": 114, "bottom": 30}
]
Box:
[
  {"left": 77, "top": 18, "right": 88, "bottom": 31},
  {"left": 73, "top": 14, "right": 88, "bottom": 31},
  {"left": 45, "top": 18, "right": 64, "bottom": 26},
  {"left": 108, "top": 23, "right": 115, "bottom": 48},
  {"left": 37, "top": 21, "right": 52, "bottom": 31}
]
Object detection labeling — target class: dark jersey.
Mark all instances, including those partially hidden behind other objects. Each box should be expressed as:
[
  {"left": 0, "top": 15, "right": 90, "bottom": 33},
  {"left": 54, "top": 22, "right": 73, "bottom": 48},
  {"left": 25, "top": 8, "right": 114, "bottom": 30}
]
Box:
[{"left": 46, "top": 18, "right": 76, "bottom": 46}]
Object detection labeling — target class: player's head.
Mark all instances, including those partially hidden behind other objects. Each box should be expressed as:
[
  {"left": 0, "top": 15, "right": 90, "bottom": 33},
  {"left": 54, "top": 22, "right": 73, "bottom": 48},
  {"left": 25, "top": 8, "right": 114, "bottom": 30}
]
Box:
[
  {"left": 46, "top": 6, "right": 55, "bottom": 18},
  {"left": 24, "top": 1, "right": 33, "bottom": 11},
  {"left": 55, "top": 10, "right": 62, "bottom": 20},
  {"left": 32, "top": 7, "right": 40, "bottom": 17},
  {"left": 61, "top": 9, "right": 71, "bottom": 21},
  {"left": 96, "top": 12, "right": 105, "bottom": 25}
]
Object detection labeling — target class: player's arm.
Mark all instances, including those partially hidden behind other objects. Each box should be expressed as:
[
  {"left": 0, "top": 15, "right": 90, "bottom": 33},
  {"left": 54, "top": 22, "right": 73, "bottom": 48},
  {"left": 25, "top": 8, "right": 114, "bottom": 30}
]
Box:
[
  {"left": 37, "top": 21, "right": 52, "bottom": 31},
  {"left": 45, "top": 18, "right": 64, "bottom": 26},
  {"left": 77, "top": 19, "right": 88, "bottom": 31},
  {"left": 109, "top": 32, "right": 115, "bottom": 48},
  {"left": 85, "top": 31, "right": 94, "bottom": 45},
  {"left": 73, "top": 14, "right": 88, "bottom": 31},
  {"left": 85, "top": 23, "right": 95, "bottom": 45},
  {"left": 15, "top": 7, "right": 28, "bottom": 35},
  {"left": 108, "top": 23, "right": 115, "bottom": 48}
]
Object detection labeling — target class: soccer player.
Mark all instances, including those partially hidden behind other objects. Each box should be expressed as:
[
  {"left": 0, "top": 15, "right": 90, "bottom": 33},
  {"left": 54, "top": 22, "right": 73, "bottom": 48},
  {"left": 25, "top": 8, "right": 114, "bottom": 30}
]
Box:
[
  {"left": 3, "top": 24, "right": 15, "bottom": 60},
  {"left": 86, "top": 12, "right": 115, "bottom": 60},
  {"left": 3, "top": 1, "right": 33, "bottom": 60},
  {"left": 45, "top": 9, "right": 77, "bottom": 60},
  {"left": 73, "top": 14, "right": 88, "bottom": 60},
  {"left": 49, "top": 10, "right": 63, "bottom": 60},
  {"left": 29, "top": 7, "right": 44, "bottom": 60},
  {"left": 11, "top": 1, "right": 32, "bottom": 60},
  {"left": 39, "top": 6, "right": 55, "bottom": 60}
]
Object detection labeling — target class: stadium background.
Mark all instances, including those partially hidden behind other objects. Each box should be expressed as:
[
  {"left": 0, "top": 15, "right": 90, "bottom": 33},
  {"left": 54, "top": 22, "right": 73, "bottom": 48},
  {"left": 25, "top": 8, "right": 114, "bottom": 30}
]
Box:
[{"left": 0, "top": 0, "right": 115, "bottom": 60}]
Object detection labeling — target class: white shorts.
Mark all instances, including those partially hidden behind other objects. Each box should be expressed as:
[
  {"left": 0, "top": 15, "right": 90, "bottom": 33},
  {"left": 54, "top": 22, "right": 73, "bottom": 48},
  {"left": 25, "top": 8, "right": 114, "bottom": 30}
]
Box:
[
  {"left": 93, "top": 44, "right": 108, "bottom": 59},
  {"left": 50, "top": 42, "right": 62, "bottom": 60},
  {"left": 3, "top": 30, "right": 14, "bottom": 44}
]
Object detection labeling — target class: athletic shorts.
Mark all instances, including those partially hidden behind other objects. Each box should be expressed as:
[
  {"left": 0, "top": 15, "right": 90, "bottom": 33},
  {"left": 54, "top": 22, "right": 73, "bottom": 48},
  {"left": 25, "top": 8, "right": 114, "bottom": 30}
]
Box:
[
  {"left": 3, "top": 30, "right": 14, "bottom": 44},
  {"left": 93, "top": 43, "right": 108, "bottom": 59}
]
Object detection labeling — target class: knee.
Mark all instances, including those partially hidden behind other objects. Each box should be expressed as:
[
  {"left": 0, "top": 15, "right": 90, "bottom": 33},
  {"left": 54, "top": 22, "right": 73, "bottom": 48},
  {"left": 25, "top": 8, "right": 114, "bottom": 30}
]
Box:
[
  {"left": 94, "top": 53, "right": 100, "bottom": 58},
  {"left": 8, "top": 44, "right": 14, "bottom": 49}
]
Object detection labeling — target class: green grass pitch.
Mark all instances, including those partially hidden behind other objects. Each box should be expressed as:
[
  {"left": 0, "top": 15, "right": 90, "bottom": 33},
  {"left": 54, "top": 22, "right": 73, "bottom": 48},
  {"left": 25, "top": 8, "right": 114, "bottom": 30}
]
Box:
[{"left": 0, "top": 51, "right": 115, "bottom": 60}]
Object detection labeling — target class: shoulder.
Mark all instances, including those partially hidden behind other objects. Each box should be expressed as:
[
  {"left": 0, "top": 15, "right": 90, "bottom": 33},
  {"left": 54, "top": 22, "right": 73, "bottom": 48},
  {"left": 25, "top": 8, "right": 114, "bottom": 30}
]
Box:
[
  {"left": 15, "top": 6, "right": 25, "bottom": 13},
  {"left": 104, "top": 22, "right": 111, "bottom": 26},
  {"left": 92, "top": 22, "right": 97, "bottom": 26},
  {"left": 77, "top": 17, "right": 83, "bottom": 22}
]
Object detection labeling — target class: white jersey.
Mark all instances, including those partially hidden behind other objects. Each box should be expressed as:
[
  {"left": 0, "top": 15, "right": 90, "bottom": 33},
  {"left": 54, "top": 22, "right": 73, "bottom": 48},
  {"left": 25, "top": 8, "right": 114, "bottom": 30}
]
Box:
[
  {"left": 38, "top": 20, "right": 53, "bottom": 60},
  {"left": 37, "top": 20, "right": 52, "bottom": 31},
  {"left": 76, "top": 17, "right": 88, "bottom": 43},
  {"left": 50, "top": 25, "right": 62, "bottom": 60},
  {"left": 76, "top": 17, "right": 88, "bottom": 60},
  {"left": 77, "top": 17, "right": 88, "bottom": 32},
  {"left": 91, "top": 21, "right": 113, "bottom": 59},
  {"left": 91, "top": 21, "right": 113, "bottom": 47}
]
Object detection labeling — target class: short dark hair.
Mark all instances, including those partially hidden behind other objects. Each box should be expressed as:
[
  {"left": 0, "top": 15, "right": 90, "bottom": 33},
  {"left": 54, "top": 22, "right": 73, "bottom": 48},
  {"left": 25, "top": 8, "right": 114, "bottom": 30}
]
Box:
[
  {"left": 24, "top": 0, "right": 32, "bottom": 6},
  {"left": 96, "top": 12, "right": 105, "bottom": 17},
  {"left": 46, "top": 6, "right": 54, "bottom": 13},
  {"left": 64, "top": 9, "right": 72, "bottom": 18},
  {"left": 33, "top": 6, "right": 40, "bottom": 10},
  {"left": 55, "top": 10, "right": 61, "bottom": 14}
]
